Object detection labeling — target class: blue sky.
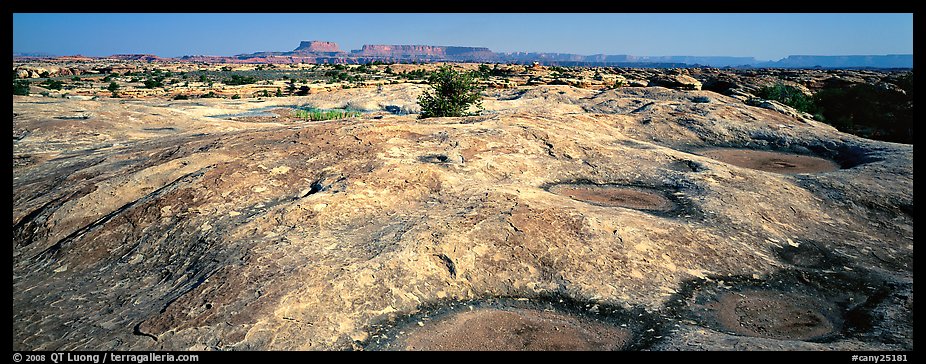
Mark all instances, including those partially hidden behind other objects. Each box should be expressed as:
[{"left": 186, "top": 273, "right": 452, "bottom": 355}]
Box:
[{"left": 13, "top": 13, "right": 913, "bottom": 60}]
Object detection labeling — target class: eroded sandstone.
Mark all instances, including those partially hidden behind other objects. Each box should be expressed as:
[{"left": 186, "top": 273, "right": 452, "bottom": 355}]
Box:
[{"left": 13, "top": 83, "right": 912, "bottom": 351}]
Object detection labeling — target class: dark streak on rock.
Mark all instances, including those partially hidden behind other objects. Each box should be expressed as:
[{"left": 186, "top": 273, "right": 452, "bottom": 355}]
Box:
[
  {"left": 133, "top": 322, "right": 158, "bottom": 342},
  {"left": 436, "top": 254, "right": 456, "bottom": 279},
  {"left": 31, "top": 166, "right": 214, "bottom": 264}
]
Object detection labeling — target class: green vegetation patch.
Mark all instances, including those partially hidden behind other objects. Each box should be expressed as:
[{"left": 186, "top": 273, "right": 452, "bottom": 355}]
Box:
[
  {"left": 13, "top": 80, "right": 30, "bottom": 96},
  {"left": 418, "top": 66, "right": 484, "bottom": 118},
  {"left": 292, "top": 107, "right": 362, "bottom": 121},
  {"left": 755, "top": 83, "right": 816, "bottom": 114}
]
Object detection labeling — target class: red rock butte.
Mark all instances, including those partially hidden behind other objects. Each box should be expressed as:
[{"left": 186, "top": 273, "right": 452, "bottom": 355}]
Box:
[{"left": 293, "top": 41, "right": 342, "bottom": 53}]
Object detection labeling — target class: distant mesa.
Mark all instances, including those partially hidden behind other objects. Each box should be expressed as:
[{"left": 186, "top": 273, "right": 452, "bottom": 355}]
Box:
[
  {"left": 758, "top": 54, "right": 914, "bottom": 69},
  {"left": 355, "top": 44, "right": 495, "bottom": 59},
  {"left": 13, "top": 39, "right": 914, "bottom": 69},
  {"left": 293, "top": 41, "right": 343, "bottom": 53},
  {"left": 107, "top": 54, "right": 164, "bottom": 62}
]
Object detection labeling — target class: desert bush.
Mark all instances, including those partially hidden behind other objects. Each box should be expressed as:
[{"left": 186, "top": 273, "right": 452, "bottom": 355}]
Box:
[
  {"left": 40, "top": 79, "right": 64, "bottom": 90},
  {"left": 143, "top": 78, "right": 164, "bottom": 89},
  {"left": 417, "top": 66, "right": 484, "bottom": 118},
  {"left": 401, "top": 69, "right": 430, "bottom": 79},
  {"left": 173, "top": 94, "right": 190, "bottom": 100},
  {"left": 755, "top": 83, "right": 816, "bottom": 114},
  {"left": 107, "top": 81, "right": 120, "bottom": 92},
  {"left": 477, "top": 64, "right": 493, "bottom": 79},
  {"left": 225, "top": 74, "right": 257, "bottom": 85},
  {"left": 13, "top": 80, "right": 30, "bottom": 96}
]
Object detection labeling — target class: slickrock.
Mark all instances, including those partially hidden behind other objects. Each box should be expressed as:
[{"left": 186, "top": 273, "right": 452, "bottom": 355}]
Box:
[{"left": 13, "top": 84, "right": 912, "bottom": 351}]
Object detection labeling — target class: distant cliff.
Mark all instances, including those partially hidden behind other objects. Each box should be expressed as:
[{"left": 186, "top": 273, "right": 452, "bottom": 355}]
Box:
[
  {"left": 20, "top": 40, "right": 912, "bottom": 69},
  {"left": 352, "top": 44, "right": 496, "bottom": 61},
  {"left": 757, "top": 55, "right": 914, "bottom": 69},
  {"left": 187, "top": 41, "right": 916, "bottom": 68}
]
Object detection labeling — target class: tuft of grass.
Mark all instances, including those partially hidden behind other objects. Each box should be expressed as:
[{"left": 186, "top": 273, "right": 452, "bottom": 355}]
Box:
[{"left": 291, "top": 107, "right": 362, "bottom": 121}]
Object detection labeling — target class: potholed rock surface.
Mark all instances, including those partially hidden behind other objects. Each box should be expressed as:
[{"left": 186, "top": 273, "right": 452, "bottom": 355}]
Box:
[{"left": 13, "top": 84, "right": 912, "bottom": 350}]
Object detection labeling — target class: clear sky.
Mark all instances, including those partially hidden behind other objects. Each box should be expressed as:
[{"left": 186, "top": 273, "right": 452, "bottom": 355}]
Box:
[{"left": 12, "top": 13, "right": 913, "bottom": 61}]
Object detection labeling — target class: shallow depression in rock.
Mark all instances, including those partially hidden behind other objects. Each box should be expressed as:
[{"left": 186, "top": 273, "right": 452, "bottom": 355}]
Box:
[
  {"left": 548, "top": 184, "right": 676, "bottom": 211},
  {"left": 712, "top": 290, "right": 841, "bottom": 341},
  {"left": 386, "top": 307, "right": 633, "bottom": 351},
  {"left": 698, "top": 148, "right": 840, "bottom": 174}
]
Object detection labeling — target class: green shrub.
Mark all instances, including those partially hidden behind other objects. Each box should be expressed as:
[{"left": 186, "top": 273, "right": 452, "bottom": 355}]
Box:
[
  {"left": 477, "top": 64, "right": 493, "bottom": 79},
  {"left": 13, "top": 80, "right": 30, "bottom": 96},
  {"left": 173, "top": 94, "right": 190, "bottom": 100},
  {"left": 401, "top": 69, "right": 430, "bottom": 79},
  {"left": 143, "top": 78, "right": 164, "bottom": 88},
  {"left": 225, "top": 74, "right": 257, "bottom": 85},
  {"left": 231, "top": 94, "right": 241, "bottom": 99},
  {"left": 107, "top": 81, "right": 120, "bottom": 92},
  {"left": 417, "top": 66, "right": 484, "bottom": 118},
  {"left": 755, "top": 83, "right": 817, "bottom": 114},
  {"left": 40, "top": 79, "right": 64, "bottom": 90}
]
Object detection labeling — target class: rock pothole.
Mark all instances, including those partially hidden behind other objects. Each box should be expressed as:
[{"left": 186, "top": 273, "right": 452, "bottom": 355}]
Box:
[
  {"left": 363, "top": 297, "right": 662, "bottom": 351},
  {"left": 671, "top": 268, "right": 906, "bottom": 346},
  {"left": 548, "top": 184, "right": 676, "bottom": 211},
  {"left": 544, "top": 180, "right": 701, "bottom": 219},
  {"left": 697, "top": 148, "right": 840, "bottom": 174},
  {"left": 711, "top": 290, "right": 840, "bottom": 341}
]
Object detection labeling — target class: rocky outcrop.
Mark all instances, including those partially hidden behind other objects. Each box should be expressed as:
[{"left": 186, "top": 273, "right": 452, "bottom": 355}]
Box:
[
  {"left": 647, "top": 73, "right": 702, "bottom": 90},
  {"left": 13, "top": 65, "right": 85, "bottom": 79}
]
